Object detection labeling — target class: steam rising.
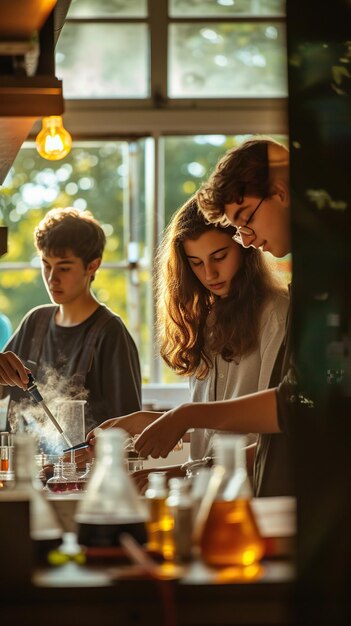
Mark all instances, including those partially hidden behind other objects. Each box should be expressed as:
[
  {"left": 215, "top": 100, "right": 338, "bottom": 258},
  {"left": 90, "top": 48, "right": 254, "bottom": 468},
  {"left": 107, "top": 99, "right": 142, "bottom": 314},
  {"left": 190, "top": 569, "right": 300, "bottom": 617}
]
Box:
[{"left": 9, "top": 365, "right": 89, "bottom": 455}]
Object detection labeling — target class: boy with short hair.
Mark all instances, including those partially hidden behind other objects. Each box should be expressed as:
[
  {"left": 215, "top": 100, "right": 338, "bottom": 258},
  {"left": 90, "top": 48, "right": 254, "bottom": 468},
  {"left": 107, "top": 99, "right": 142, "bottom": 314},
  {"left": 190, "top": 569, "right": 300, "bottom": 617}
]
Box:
[{"left": 1, "top": 207, "right": 141, "bottom": 444}]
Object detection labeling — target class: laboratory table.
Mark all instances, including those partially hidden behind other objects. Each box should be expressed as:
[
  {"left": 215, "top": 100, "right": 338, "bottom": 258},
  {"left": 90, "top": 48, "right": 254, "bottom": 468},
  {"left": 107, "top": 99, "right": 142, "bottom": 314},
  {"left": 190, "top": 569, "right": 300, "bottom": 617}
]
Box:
[{"left": 1, "top": 497, "right": 296, "bottom": 626}]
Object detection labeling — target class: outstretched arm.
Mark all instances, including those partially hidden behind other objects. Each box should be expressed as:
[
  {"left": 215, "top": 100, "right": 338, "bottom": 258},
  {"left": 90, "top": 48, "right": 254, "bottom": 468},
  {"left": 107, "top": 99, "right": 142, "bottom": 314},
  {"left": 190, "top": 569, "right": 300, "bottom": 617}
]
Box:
[
  {"left": 86, "top": 410, "right": 164, "bottom": 441},
  {"left": 68, "top": 410, "right": 164, "bottom": 466},
  {"left": 135, "top": 388, "right": 280, "bottom": 458}
]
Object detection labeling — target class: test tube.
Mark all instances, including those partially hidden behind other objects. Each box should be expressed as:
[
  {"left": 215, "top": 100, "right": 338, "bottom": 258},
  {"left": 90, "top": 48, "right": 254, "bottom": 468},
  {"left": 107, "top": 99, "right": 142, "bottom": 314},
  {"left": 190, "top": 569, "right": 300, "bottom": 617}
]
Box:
[{"left": 0, "top": 431, "right": 9, "bottom": 472}]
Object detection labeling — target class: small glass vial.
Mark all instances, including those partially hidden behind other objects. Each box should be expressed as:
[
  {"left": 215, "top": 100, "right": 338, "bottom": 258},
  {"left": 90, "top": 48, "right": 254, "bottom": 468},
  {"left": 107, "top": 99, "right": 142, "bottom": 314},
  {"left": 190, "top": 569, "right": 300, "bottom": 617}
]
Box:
[
  {"left": 0, "top": 433, "right": 15, "bottom": 489},
  {"left": 125, "top": 435, "right": 146, "bottom": 472},
  {"left": 167, "top": 478, "right": 193, "bottom": 563},
  {"left": 199, "top": 434, "right": 264, "bottom": 568},
  {"left": 0, "top": 443, "right": 9, "bottom": 472},
  {"left": 145, "top": 472, "right": 175, "bottom": 560},
  {"left": 0, "top": 431, "right": 14, "bottom": 473}
]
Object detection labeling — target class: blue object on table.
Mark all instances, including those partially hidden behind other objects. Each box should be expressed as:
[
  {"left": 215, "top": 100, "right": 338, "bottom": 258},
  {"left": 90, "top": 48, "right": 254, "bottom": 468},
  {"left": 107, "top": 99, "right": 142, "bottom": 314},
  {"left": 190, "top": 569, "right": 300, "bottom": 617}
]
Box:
[{"left": 0, "top": 313, "right": 12, "bottom": 349}]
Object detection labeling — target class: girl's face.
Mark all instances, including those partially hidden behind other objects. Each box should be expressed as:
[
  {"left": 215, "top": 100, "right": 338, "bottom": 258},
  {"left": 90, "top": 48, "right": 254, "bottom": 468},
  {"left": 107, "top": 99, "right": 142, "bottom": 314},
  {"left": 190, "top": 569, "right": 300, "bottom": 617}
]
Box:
[{"left": 183, "top": 229, "right": 242, "bottom": 298}]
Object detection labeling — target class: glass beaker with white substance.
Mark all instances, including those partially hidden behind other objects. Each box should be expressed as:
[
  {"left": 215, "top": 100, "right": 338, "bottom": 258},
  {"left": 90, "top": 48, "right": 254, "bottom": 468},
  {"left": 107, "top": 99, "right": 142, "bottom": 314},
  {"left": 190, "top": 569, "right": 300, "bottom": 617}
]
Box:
[{"left": 55, "top": 399, "right": 86, "bottom": 448}]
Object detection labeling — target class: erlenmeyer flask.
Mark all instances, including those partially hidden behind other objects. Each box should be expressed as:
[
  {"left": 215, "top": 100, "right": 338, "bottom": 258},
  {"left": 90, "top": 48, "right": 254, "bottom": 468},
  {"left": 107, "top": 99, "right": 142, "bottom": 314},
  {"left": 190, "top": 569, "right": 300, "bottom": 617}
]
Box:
[
  {"left": 199, "top": 434, "right": 264, "bottom": 568},
  {"left": 46, "top": 461, "right": 69, "bottom": 493},
  {"left": 75, "top": 429, "right": 148, "bottom": 548}
]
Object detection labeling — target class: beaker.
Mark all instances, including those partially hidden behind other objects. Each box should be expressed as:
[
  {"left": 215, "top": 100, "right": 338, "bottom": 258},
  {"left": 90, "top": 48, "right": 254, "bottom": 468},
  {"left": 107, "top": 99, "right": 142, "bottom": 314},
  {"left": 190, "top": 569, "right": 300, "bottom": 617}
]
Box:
[{"left": 55, "top": 400, "right": 86, "bottom": 447}]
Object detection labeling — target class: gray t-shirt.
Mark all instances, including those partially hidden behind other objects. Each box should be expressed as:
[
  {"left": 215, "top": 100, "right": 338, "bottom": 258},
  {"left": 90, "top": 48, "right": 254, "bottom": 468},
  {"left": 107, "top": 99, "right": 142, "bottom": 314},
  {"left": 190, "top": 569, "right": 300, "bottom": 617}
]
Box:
[{"left": 2, "top": 305, "right": 141, "bottom": 443}]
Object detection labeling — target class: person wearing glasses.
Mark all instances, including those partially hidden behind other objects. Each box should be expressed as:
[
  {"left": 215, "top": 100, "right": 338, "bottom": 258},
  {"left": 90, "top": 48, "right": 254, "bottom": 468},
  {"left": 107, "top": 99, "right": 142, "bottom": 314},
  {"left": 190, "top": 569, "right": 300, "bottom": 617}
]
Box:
[
  {"left": 81, "top": 191, "right": 289, "bottom": 494},
  {"left": 127, "top": 136, "right": 294, "bottom": 497}
]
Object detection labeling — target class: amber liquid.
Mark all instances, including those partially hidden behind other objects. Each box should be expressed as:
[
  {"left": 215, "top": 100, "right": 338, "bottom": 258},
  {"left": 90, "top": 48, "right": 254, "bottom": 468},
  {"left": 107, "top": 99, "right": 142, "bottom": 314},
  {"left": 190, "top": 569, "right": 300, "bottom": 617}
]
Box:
[
  {"left": 0, "top": 459, "right": 9, "bottom": 471},
  {"left": 77, "top": 520, "right": 147, "bottom": 548},
  {"left": 147, "top": 498, "right": 175, "bottom": 560},
  {"left": 200, "top": 499, "right": 264, "bottom": 567}
]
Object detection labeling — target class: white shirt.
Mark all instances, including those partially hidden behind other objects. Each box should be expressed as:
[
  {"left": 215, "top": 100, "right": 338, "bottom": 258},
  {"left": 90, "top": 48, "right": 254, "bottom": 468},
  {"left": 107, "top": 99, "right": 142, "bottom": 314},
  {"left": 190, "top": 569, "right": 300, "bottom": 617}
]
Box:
[{"left": 189, "top": 291, "right": 289, "bottom": 460}]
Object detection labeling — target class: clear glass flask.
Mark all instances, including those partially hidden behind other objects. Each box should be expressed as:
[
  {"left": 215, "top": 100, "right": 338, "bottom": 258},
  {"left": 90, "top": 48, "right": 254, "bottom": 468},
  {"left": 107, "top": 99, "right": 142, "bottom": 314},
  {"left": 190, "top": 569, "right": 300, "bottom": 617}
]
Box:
[
  {"left": 46, "top": 461, "right": 69, "bottom": 493},
  {"left": 199, "top": 434, "right": 264, "bottom": 568},
  {"left": 75, "top": 429, "right": 148, "bottom": 548},
  {"left": 13, "top": 434, "right": 62, "bottom": 564}
]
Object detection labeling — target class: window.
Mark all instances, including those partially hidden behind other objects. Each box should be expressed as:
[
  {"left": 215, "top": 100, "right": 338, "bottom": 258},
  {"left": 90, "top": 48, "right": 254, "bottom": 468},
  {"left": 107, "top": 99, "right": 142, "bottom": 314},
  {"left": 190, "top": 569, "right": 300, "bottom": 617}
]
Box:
[{"left": 0, "top": 0, "right": 288, "bottom": 387}]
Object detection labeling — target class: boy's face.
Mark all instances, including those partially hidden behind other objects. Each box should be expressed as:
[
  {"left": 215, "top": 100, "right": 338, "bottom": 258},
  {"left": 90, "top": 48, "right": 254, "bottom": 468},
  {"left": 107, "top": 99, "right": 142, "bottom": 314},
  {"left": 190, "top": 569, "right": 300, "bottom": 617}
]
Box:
[
  {"left": 40, "top": 250, "right": 99, "bottom": 305},
  {"left": 224, "top": 141, "right": 291, "bottom": 259},
  {"left": 224, "top": 193, "right": 290, "bottom": 259}
]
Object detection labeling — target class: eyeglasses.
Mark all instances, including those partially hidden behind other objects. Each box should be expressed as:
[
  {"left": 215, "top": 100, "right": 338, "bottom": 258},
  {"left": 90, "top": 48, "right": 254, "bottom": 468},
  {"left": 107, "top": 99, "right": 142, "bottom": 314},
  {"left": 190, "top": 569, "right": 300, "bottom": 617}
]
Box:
[{"left": 232, "top": 197, "right": 265, "bottom": 248}]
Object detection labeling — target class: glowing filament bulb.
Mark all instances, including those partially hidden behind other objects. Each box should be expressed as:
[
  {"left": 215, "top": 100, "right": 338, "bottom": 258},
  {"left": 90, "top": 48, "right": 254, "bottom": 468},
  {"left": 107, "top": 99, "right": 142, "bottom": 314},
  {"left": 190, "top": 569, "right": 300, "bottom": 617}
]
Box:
[{"left": 36, "top": 116, "right": 72, "bottom": 160}]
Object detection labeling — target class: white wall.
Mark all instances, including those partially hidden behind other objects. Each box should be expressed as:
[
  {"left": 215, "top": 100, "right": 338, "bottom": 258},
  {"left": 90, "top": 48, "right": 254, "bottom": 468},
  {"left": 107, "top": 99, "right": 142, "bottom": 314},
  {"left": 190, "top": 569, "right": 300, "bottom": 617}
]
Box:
[{"left": 142, "top": 383, "right": 190, "bottom": 410}]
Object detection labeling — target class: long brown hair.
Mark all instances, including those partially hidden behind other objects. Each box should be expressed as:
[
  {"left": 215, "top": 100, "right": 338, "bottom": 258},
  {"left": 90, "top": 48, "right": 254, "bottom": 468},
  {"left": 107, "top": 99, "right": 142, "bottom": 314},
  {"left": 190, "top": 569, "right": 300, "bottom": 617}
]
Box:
[{"left": 156, "top": 197, "right": 285, "bottom": 379}]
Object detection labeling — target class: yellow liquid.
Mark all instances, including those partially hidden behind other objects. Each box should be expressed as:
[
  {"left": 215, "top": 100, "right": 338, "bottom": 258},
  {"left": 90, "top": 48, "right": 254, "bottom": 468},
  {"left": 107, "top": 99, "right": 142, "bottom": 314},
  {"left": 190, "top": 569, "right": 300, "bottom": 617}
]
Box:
[
  {"left": 146, "top": 498, "right": 175, "bottom": 561},
  {"left": 200, "top": 499, "right": 264, "bottom": 567}
]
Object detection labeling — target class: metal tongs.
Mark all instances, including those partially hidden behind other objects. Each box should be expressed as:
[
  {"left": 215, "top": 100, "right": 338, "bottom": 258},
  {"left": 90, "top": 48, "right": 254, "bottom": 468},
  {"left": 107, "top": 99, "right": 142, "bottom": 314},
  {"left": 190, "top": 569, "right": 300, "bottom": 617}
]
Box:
[{"left": 26, "top": 372, "right": 73, "bottom": 449}]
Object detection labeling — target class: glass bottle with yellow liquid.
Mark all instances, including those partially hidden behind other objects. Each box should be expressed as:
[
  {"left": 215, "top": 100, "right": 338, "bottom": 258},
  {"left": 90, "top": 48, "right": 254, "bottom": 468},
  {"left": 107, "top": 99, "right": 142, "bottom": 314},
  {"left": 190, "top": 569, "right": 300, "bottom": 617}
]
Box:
[
  {"left": 145, "top": 472, "right": 175, "bottom": 560},
  {"left": 199, "top": 434, "right": 264, "bottom": 568}
]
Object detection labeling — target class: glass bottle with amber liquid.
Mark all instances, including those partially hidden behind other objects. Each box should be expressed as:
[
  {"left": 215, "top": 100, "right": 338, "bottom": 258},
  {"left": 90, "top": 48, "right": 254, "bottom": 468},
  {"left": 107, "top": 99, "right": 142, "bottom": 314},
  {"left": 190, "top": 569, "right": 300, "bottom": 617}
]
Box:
[
  {"left": 145, "top": 472, "right": 175, "bottom": 560},
  {"left": 199, "top": 434, "right": 264, "bottom": 568}
]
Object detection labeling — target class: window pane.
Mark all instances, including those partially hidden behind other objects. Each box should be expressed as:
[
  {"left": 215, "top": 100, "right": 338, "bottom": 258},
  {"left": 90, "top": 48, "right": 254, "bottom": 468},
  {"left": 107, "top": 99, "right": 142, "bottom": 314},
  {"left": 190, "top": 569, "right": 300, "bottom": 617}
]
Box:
[
  {"left": 0, "top": 270, "right": 48, "bottom": 331},
  {"left": 68, "top": 0, "right": 148, "bottom": 18},
  {"left": 0, "top": 142, "right": 132, "bottom": 263},
  {"left": 169, "top": 22, "right": 287, "bottom": 97},
  {"left": 0, "top": 141, "right": 150, "bottom": 378},
  {"left": 56, "top": 23, "right": 149, "bottom": 98},
  {"left": 169, "top": 0, "right": 285, "bottom": 17}
]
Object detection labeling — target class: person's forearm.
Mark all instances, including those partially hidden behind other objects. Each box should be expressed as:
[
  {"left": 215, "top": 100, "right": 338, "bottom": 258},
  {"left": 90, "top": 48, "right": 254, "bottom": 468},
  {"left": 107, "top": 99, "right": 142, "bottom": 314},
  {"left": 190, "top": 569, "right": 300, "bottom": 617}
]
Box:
[
  {"left": 178, "top": 388, "right": 280, "bottom": 434},
  {"left": 113, "top": 410, "right": 163, "bottom": 434}
]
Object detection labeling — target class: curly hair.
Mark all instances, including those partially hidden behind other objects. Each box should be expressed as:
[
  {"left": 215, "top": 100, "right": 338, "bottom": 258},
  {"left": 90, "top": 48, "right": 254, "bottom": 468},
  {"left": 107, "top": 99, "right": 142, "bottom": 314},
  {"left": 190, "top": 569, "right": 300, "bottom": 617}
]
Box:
[
  {"left": 34, "top": 207, "right": 106, "bottom": 267},
  {"left": 197, "top": 136, "right": 289, "bottom": 224},
  {"left": 156, "top": 196, "right": 285, "bottom": 379}
]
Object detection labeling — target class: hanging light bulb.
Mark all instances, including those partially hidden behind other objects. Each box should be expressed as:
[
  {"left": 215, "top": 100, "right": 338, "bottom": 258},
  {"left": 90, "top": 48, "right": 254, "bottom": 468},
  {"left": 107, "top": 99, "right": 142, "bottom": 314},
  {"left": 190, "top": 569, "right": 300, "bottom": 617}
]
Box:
[{"left": 36, "top": 116, "right": 72, "bottom": 160}]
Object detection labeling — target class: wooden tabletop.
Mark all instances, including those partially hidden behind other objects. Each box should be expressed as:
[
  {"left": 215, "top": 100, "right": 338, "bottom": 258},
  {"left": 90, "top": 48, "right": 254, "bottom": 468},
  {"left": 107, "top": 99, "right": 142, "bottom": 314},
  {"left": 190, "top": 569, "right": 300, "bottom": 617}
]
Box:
[{"left": 1, "top": 496, "right": 296, "bottom": 626}]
